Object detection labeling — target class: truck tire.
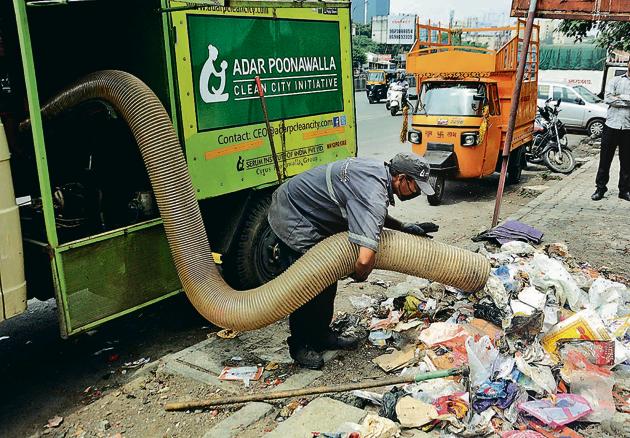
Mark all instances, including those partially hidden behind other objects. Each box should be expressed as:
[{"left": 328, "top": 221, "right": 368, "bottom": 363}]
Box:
[
  {"left": 506, "top": 146, "right": 524, "bottom": 185},
  {"left": 427, "top": 174, "right": 445, "bottom": 206},
  {"left": 587, "top": 118, "right": 605, "bottom": 138},
  {"left": 221, "top": 193, "right": 285, "bottom": 290}
]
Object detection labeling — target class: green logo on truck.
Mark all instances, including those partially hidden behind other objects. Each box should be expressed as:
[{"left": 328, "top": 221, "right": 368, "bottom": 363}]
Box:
[{"left": 188, "top": 15, "right": 344, "bottom": 131}]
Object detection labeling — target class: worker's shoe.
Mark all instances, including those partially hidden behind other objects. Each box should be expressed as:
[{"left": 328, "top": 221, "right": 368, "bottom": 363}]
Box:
[
  {"left": 591, "top": 188, "right": 607, "bottom": 201},
  {"left": 287, "top": 337, "right": 324, "bottom": 370},
  {"left": 619, "top": 191, "right": 630, "bottom": 201},
  {"left": 289, "top": 345, "right": 324, "bottom": 370},
  {"left": 315, "top": 332, "right": 360, "bottom": 352}
]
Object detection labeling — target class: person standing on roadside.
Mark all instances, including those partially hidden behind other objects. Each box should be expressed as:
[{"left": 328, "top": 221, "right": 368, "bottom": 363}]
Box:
[{"left": 591, "top": 60, "right": 630, "bottom": 201}]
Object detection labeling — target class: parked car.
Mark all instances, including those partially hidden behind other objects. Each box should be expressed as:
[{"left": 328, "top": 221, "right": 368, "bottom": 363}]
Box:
[{"left": 537, "top": 82, "right": 608, "bottom": 137}]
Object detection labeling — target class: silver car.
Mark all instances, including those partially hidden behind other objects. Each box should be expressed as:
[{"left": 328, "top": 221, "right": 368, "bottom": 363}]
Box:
[{"left": 537, "top": 82, "right": 608, "bottom": 137}]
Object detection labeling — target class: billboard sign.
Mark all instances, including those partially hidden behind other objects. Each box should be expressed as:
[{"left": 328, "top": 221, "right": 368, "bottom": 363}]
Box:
[
  {"left": 172, "top": 8, "right": 356, "bottom": 200},
  {"left": 387, "top": 15, "right": 416, "bottom": 44},
  {"left": 511, "top": 0, "right": 630, "bottom": 21},
  {"left": 188, "top": 15, "right": 344, "bottom": 131}
]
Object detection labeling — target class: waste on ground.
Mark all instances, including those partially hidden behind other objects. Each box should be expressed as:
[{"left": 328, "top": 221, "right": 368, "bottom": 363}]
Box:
[{"left": 301, "top": 237, "right": 630, "bottom": 437}]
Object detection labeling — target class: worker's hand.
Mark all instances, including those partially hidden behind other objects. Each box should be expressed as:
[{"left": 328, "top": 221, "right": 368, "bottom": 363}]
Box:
[
  {"left": 400, "top": 222, "right": 439, "bottom": 238},
  {"left": 351, "top": 247, "right": 376, "bottom": 282}
]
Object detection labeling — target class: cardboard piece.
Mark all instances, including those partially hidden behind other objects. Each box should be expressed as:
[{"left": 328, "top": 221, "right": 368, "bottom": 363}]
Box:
[
  {"left": 372, "top": 346, "right": 416, "bottom": 372},
  {"left": 395, "top": 396, "right": 439, "bottom": 428}
]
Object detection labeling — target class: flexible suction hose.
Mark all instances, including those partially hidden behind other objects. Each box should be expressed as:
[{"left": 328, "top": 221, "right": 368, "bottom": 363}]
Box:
[{"left": 25, "top": 70, "right": 490, "bottom": 331}]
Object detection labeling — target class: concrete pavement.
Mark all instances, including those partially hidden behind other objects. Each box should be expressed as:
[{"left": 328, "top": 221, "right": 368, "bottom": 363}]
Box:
[{"left": 510, "top": 156, "right": 629, "bottom": 275}]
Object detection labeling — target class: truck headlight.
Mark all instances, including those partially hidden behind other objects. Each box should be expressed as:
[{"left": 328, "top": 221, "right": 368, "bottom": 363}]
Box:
[
  {"left": 408, "top": 130, "right": 422, "bottom": 144},
  {"left": 461, "top": 132, "right": 479, "bottom": 146}
]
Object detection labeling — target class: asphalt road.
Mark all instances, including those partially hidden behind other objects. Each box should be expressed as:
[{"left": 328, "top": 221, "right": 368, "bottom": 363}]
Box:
[{"left": 0, "top": 93, "right": 582, "bottom": 437}]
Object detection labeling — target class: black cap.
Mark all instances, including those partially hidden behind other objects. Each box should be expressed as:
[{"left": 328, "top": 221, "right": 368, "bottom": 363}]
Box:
[{"left": 390, "top": 153, "right": 435, "bottom": 196}]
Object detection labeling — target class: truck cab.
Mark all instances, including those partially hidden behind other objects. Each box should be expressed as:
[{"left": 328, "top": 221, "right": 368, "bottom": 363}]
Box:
[{"left": 406, "top": 21, "right": 539, "bottom": 205}]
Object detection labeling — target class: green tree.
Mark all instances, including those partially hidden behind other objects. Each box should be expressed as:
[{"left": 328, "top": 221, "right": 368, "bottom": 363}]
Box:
[
  {"left": 352, "top": 46, "right": 367, "bottom": 67},
  {"left": 559, "top": 20, "right": 630, "bottom": 52}
]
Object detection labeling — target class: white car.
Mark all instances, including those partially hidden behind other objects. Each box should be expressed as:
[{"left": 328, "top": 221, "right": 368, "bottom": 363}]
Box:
[{"left": 537, "top": 82, "right": 608, "bottom": 137}]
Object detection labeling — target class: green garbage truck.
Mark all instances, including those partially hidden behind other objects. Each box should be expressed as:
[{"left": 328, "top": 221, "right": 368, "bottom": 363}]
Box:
[{"left": 0, "top": 0, "right": 355, "bottom": 336}]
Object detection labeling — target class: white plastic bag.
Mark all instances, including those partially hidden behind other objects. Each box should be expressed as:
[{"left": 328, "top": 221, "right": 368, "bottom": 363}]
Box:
[
  {"left": 465, "top": 335, "right": 499, "bottom": 386},
  {"left": 588, "top": 278, "right": 629, "bottom": 325},
  {"left": 526, "top": 254, "right": 586, "bottom": 311}
]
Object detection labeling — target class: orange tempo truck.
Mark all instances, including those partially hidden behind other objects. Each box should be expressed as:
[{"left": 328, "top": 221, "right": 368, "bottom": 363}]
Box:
[{"left": 406, "top": 21, "right": 539, "bottom": 205}]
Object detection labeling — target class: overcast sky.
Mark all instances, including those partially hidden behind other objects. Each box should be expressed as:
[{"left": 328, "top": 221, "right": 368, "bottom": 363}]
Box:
[{"left": 391, "top": 0, "right": 512, "bottom": 23}]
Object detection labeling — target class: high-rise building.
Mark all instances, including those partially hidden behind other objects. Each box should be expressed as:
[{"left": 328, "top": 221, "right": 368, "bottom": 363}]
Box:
[{"left": 351, "top": 0, "right": 390, "bottom": 25}]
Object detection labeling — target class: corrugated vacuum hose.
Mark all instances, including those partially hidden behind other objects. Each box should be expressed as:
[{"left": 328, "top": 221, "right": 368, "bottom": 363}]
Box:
[{"left": 24, "top": 70, "right": 490, "bottom": 331}]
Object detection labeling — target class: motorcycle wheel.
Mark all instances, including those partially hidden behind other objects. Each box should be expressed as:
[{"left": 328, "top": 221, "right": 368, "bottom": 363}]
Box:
[
  {"left": 427, "top": 174, "right": 445, "bottom": 206},
  {"left": 543, "top": 148, "right": 575, "bottom": 174},
  {"left": 390, "top": 107, "right": 398, "bottom": 116}
]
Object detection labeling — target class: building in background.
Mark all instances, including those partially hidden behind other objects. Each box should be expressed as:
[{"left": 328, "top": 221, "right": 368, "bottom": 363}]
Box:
[{"left": 352, "top": 0, "right": 390, "bottom": 25}]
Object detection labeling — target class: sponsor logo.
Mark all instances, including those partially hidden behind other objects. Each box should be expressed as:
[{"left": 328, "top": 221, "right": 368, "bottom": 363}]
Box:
[{"left": 200, "top": 44, "right": 229, "bottom": 103}]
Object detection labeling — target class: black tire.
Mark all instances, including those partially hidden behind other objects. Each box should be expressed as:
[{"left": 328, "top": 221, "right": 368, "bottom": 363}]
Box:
[
  {"left": 368, "top": 97, "right": 375, "bottom": 104},
  {"left": 390, "top": 107, "right": 398, "bottom": 116},
  {"left": 543, "top": 148, "right": 576, "bottom": 174},
  {"left": 221, "top": 194, "right": 285, "bottom": 290},
  {"left": 427, "top": 174, "right": 445, "bottom": 206},
  {"left": 507, "top": 146, "right": 524, "bottom": 185},
  {"left": 587, "top": 118, "right": 605, "bottom": 138}
]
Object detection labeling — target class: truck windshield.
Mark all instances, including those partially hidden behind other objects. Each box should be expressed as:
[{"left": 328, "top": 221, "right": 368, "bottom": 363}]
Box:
[
  {"left": 573, "top": 85, "right": 603, "bottom": 103},
  {"left": 367, "top": 72, "right": 385, "bottom": 82},
  {"left": 418, "top": 82, "right": 486, "bottom": 116}
]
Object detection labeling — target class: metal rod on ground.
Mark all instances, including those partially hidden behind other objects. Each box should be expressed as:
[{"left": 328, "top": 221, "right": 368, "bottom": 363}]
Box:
[
  {"left": 165, "top": 367, "right": 466, "bottom": 411},
  {"left": 255, "top": 76, "right": 283, "bottom": 184},
  {"left": 491, "top": 0, "right": 538, "bottom": 227}
]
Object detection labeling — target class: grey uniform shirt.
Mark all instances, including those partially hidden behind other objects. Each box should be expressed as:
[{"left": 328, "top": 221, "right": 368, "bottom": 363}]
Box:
[
  {"left": 268, "top": 158, "right": 395, "bottom": 253},
  {"left": 604, "top": 74, "right": 630, "bottom": 130}
]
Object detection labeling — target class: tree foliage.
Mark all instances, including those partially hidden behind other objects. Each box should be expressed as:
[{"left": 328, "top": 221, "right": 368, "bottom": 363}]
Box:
[{"left": 559, "top": 20, "right": 630, "bottom": 52}]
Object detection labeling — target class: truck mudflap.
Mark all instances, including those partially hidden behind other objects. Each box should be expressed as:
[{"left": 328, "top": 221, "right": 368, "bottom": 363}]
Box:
[{"left": 424, "top": 150, "right": 458, "bottom": 172}]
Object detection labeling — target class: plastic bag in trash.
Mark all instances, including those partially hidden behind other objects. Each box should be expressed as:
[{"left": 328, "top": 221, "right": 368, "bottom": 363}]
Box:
[
  {"left": 518, "top": 394, "right": 592, "bottom": 428},
  {"left": 472, "top": 379, "right": 520, "bottom": 412},
  {"left": 348, "top": 294, "right": 375, "bottom": 310},
  {"left": 378, "top": 386, "right": 407, "bottom": 421},
  {"left": 588, "top": 278, "right": 629, "bottom": 325},
  {"left": 561, "top": 350, "right": 616, "bottom": 423},
  {"left": 515, "top": 354, "right": 556, "bottom": 395},
  {"left": 465, "top": 336, "right": 499, "bottom": 387},
  {"left": 526, "top": 254, "right": 586, "bottom": 311},
  {"left": 494, "top": 265, "right": 521, "bottom": 295},
  {"left": 418, "top": 322, "right": 468, "bottom": 347},
  {"left": 500, "top": 241, "right": 536, "bottom": 255}
]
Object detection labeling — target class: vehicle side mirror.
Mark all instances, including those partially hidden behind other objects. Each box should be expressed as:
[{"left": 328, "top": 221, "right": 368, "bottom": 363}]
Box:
[{"left": 576, "top": 98, "right": 585, "bottom": 105}]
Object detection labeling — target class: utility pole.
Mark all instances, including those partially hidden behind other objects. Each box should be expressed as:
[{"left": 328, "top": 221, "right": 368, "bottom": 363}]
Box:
[{"left": 364, "top": 0, "right": 368, "bottom": 25}]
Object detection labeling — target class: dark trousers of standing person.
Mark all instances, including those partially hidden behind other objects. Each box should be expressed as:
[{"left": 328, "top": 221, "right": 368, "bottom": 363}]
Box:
[
  {"left": 273, "top": 235, "right": 337, "bottom": 351},
  {"left": 596, "top": 125, "right": 630, "bottom": 192}
]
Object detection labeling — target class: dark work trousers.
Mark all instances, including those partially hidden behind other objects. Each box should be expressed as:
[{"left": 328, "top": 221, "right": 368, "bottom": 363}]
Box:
[
  {"left": 273, "top": 236, "right": 337, "bottom": 350},
  {"left": 596, "top": 125, "right": 630, "bottom": 192}
]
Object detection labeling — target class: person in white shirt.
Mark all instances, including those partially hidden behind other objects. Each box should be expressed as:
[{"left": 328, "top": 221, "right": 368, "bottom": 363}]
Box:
[{"left": 592, "top": 60, "right": 630, "bottom": 201}]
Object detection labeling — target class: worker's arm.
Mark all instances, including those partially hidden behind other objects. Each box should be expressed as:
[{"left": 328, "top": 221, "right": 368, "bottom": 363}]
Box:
[
  {"left": 385, "top": 214, "right": 403, "bottom": 230},
  {"left": 351, "top": 246, "right": 376, "bottom": 282},
  {"left": 386, "top": 215, "right": 439, "bottom": 237},
  {"left": 604, "top": 78, "right": 630, "bottom": 107}
]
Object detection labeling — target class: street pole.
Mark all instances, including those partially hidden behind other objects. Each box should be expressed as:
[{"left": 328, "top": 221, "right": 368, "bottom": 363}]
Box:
[
  {"left": 491, "top": 0, "right": 538, "bottom": 227},
  {"left": 364, "top": 0, "right": 368, "bottom": 25}
]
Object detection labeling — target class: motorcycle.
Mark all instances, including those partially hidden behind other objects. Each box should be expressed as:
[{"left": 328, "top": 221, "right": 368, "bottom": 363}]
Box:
[
  {"left": 387, "top": 82, "right": 410, "bottom": 116},
  {"left": 526, "top": 97, "right": 575, "bottom": 174}
]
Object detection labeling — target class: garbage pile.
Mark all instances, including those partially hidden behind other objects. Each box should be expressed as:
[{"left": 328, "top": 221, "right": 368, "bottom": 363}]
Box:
[{"left": 335, "top": 240, "right": 630, "bottom": 437}]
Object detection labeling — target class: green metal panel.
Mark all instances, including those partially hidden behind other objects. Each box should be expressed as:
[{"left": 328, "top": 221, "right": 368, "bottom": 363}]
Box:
[
  {"left": 172, "top": 6, "right": 357, "bottom": 200},
  {"left": 57, "top": 223, "right": 181, "bottom": 335}
]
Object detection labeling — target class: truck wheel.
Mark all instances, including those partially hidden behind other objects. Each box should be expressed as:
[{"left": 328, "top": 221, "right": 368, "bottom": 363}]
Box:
[
  {"left": 427, "top": 174, "right": 445, "bottom": 206},
  {"left": 507, "top": 147, "right": 524, "bottom": 185},
  {"left": 221, "top": 194, "right": 285, "bottom": 290},
  {"left": 587, "top": 118, "right": 605, "bottom": 138}
]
